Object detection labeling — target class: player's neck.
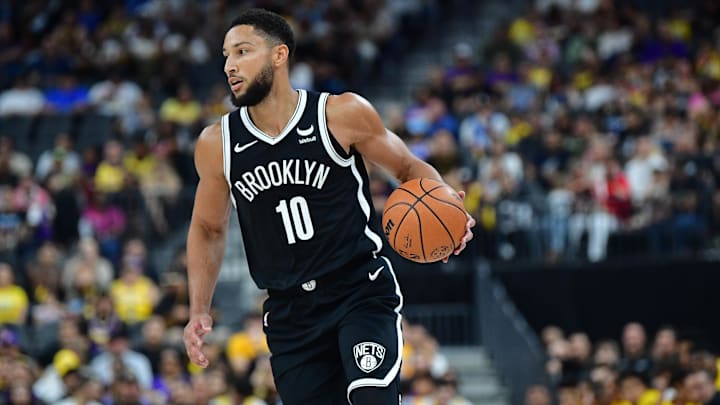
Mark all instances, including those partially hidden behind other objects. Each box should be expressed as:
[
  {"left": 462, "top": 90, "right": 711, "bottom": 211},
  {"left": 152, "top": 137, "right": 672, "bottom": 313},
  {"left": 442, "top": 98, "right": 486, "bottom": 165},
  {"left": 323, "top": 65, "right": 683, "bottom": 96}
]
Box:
[{"left": 247, "top": 82, "right": 299, "bottom": 138}]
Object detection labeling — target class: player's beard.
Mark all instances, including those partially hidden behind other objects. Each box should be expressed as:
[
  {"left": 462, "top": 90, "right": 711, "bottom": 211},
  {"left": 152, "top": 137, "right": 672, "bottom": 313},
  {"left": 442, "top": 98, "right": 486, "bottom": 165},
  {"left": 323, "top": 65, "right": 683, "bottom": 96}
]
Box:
[{"left": 231, "top": 61, "right": 274, "bottom": 107}]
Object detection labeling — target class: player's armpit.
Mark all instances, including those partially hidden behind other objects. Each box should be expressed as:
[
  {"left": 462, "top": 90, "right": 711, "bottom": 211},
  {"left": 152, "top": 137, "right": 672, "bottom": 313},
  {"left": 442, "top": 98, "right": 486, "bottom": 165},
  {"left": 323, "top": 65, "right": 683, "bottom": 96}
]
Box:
[{"left": 325, "top": 92, "right": 442, "bottom": 184}]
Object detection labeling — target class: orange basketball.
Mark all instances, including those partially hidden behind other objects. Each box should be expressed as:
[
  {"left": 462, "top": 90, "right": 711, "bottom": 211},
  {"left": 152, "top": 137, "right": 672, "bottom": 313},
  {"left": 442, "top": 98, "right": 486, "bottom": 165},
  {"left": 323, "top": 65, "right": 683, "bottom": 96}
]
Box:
[{"left": 381, "top": 178, "right": 467, "bottom": 263}]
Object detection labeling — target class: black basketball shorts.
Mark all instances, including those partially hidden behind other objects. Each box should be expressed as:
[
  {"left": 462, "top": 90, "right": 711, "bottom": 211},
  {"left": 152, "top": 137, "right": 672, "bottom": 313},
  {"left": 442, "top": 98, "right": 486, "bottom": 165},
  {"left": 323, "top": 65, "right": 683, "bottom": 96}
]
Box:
[{"left": 263, "top": 255, "right": 403, "bottom": 405}]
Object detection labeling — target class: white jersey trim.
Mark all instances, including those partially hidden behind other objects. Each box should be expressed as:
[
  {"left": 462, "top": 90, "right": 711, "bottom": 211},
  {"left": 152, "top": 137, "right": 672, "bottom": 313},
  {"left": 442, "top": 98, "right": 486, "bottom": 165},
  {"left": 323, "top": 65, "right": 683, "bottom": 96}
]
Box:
[
  {"left": 318, "top": 92, "right": 382, "bottom": 253},
  {"left": 220, "top": 113, "right": 237, "bottom": 208},
  {"left": 317, "top": 92, "right": 352, "bottom": 167},
  {"left": 347, "top": 256, "right": 404, "bottom": 404},
  {"left": 240, "top": 89, "right": 307, "bottom": 145}
]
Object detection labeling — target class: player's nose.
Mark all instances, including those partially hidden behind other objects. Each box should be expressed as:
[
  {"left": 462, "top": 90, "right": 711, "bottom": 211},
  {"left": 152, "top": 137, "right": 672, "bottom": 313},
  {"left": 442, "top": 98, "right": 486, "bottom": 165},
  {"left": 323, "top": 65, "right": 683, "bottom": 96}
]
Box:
[{"left": 224, "top": 58, "right": 237, "bottom": 76}]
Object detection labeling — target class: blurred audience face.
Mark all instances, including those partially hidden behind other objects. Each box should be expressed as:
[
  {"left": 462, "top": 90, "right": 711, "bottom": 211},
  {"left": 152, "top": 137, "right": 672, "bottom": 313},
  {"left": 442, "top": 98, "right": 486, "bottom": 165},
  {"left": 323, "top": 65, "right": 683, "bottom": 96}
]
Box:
[
  {"left": 652, "top": 327, "right": 677, "bottom": 360},
  {"left": 159, "top": 348, "right": 183, "bottom": 378},
  {"left": 622, "top": 323, "right": 647, "bottom": 357},
  {"left": 569, "top": 332, "right": 592, "bottom": 362},
  {"left": 558, "top": 385, "right": 580, "bottom": 405},
  {"left": 78, "top": 237, "right": 100, "bottom": 260},
  {"left": 112, "top": 373, "right": 142, "bottom": 405},
  {"left": 619, "top": 375, "right": 646, "bottom": 403},
  {"left": 525, "top": 384, "right": 551, "bottom": 405},
  {"left": 0, "top": 263, "right": 14, "bottom": 287},
  {"left": 685, "top": 370, "right": 717, "bottom": 403},
  {"left": 142, "top": 315, "right": 166, "bottom": 346},
  {"left": 541, "top": 325, "right": 564, "bottom": 347},
  {"left": 104, "top": 140, "right": 124, "bottom": 165}
]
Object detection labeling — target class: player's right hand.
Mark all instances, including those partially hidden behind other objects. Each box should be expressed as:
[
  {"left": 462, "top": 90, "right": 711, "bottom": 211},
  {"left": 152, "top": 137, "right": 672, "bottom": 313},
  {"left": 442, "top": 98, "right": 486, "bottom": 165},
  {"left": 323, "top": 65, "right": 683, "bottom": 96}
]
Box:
[{"left": 184, "top": 313, "right": 213, "bottom": 368}]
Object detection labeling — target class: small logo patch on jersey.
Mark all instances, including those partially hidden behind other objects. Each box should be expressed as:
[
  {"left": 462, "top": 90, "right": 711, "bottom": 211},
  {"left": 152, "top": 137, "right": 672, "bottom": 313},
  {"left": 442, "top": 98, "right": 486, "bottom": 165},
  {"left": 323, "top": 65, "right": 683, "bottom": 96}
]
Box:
[
  {"left": 301, "top": 280, "right": 317, "bottom": 291},
  {"left": 353, "top": 342, "right": 385, "bottom": 373},
  {"left": 368, "top": 266, "right": 384, "bottom": 281},
  {"left": 234, "top": 140, "right": 258, "bottom": 153},
  {"left": 298, "top": 136, "right": 317, "bottom": 144},
  {"left": 296, "top": 125, "right": 314, "bottom": 136}
]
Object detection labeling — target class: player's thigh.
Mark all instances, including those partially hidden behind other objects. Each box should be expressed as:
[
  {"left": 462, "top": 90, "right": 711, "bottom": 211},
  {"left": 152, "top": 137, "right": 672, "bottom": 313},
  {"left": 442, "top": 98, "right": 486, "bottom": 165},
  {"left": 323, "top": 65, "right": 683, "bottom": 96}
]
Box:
[
  {"left": 270, "top": 355, "right": 347, "bottom": 405},
  {"left": 337, "top": 287, "right": 403, "bottom": 403}
]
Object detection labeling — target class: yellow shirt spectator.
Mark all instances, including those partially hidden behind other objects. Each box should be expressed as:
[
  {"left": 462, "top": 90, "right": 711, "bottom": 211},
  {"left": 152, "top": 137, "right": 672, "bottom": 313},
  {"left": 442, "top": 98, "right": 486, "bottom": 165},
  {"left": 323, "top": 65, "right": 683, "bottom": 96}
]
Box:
[
  {"left": 124, "top": 153, "right": 156, "bottom": 181},
  {"left": 111, "top": 274, "right": 157, "bottom": 324},
  {"left": 0, "top": 285, "right": 29, "bottom": 324},
  {"left": 227, "top": 331, "right": 269, "bottom": 362},
  {"left": 94, "top": 162, "right": 126, "bottom": 193},
  {"left": 509, "top": 17, "right": 535, "bottom": 46},
  {"left": 226, "top": 315, "right": 269, "bottom": 376},
  {"left": 0, "top": 264, "right": 28, "bottom": 325},
  {"left": 160, "top": 98, "right": 202, "bottom": 127}
]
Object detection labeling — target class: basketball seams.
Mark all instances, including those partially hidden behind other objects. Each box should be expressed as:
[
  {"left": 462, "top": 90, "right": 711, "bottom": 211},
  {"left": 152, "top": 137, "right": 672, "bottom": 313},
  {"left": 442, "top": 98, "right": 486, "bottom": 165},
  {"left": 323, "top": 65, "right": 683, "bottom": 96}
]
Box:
[
  {"left": 416, "top": 207, "right": 427, "bottom": 262},
  {"left": 423, "top": 192, "right": 467, "bottom": 217},
  {"left": 392, "top": 204, "right": 418, "bottom": 254},
  {"left": 415, "top": 201, "right": 457, "bottom": 251}
]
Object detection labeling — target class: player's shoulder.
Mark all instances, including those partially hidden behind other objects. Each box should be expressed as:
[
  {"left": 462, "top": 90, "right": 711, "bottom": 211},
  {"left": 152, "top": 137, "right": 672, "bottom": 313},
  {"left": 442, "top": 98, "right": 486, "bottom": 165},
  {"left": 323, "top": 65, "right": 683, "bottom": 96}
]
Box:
[
  {"left": 325, "top": 92, "right": 383, "bottom": 139},
  {"left": 197, "top": 121, "right": 222, "bottom": 143},
  {"left": 193, "top": 122, "right": 224, "bottom": 173},
  {"left": 325, "top": 91, "right": 377, "bottom": 118}
]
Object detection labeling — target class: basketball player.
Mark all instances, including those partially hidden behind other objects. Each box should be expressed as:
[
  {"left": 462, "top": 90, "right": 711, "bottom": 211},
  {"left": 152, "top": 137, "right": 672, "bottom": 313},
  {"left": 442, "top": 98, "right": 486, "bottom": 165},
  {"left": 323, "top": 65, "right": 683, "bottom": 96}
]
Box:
[{"left": 183, "top": 8, "right": 475, "bottom": 405}]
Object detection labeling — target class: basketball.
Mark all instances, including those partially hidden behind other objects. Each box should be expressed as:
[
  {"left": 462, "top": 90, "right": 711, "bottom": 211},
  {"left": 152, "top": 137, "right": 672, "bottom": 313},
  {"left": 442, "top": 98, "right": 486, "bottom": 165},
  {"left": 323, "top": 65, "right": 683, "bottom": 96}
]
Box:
[{"left": 382, "top": 178, "right": 467, "bottom": 263}]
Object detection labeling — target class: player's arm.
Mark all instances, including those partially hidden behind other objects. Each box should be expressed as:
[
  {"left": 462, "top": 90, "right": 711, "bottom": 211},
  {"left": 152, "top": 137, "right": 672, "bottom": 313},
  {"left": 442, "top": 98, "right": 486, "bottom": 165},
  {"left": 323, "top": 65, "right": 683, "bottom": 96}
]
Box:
[
  {"left": 184, "top": 123, "right": 231, "bottom": 367},
  {"left": 326, "top": 93, "right": 475, "bottom": 260},
  {"left": 326, "top": 93, "right": 442, "bottom": 183}
]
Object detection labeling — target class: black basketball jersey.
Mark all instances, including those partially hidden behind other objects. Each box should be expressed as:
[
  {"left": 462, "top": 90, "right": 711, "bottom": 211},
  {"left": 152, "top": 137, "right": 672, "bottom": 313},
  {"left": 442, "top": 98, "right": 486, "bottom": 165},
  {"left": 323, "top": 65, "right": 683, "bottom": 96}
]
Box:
[{"left": 220, "top": 90, "right": 383, "bottom": 290}]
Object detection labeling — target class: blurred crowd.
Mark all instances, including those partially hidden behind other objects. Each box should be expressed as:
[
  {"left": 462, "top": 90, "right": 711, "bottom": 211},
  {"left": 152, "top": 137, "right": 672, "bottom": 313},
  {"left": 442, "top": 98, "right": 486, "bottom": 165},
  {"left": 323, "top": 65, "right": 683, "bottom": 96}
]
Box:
[
  {"left": 526, "top": 322, "right": 720, "bottom": 405},
  {"left": 0, "top": 0, "right": 479, "bottom": 404},
  {"left": 371, "top": 0, "right": 720, "bottom": 263}
]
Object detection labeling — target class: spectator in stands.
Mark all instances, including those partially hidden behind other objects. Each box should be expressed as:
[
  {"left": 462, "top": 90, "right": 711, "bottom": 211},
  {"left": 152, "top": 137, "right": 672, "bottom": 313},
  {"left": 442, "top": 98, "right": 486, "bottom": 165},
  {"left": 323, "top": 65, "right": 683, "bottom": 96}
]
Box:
[
  {"left": 26, "top": 242, "right": 65, "bottom": 326},
  {"left": 110, "top": 254, "right": 159, "bottom": 326},
  {"left": 88, "top": 68, "right": 143, "bottom": 135},
  {"left": 136, "top": 315, "right": 165, "bottom": 367},
  {"left": 13, "top": 175, "right": 56, "bottom": 245},
  {"left": 686, "top": 369, "right": 720, "bottom": 405},
  {"left": 556, "top": 377, "right": 582, "bottom": 405},
  {"left": 93, "top": 139, "right": 127, "bottom": 195},
  {"left": 0, "top": 136, "right": 32, "bottom": 180},
  {"left": 89, "top": 323, "right": 152, "bottom": 390},
  {"left": 35, "top": 133, "right": 81, "bottom": 186},
  {"left": 525, "top": 384, "right": 551, "bottom": 405},
  {"left": 433, "top": 371, "right": 472, "bottom": 405},
  {"left": 619, "top": 322, "right": 653, "bottom": 378},
  {"left": 33, "top": 348, "right": 82, "bottom": 403},
  {"left": 149, "top": 347, "right": 189, "bottom": 404},
  {"left": 0, "top": 75, "right": 45, "bottom": 117},
  {"left": 159, "top": 84, "right": 202, "bottom": 129},
  {"left": 617, "top": 370, "right": 661, "bottom": 405},
  {"left": 62, "top": 237, "right": 113, "bottom": 314},
  {"left": 226, "top": 312, "right": 269, "bottom": 382},
  {"left": 153, "top": 265, "right": 189, "bottom": 331},
  {"left": 247, "top": 353, "right": 279, "bottom": 403},
  {"left": 107, "top": 367, "right": 149, "bottom": 405},
  {"left": 79, "top": 192, "right": 126, "bottom": 263},
  {"left": 84, "top": 294, "right": 121, "bottom": 351},
  {"left": 652, "top": 326, "right": 680, "bottom": 369},
  {"left": 0, "top": 263, "right": 29, "bottom": 325},
  {"left": 137, "top": 143, "right": 181, "bottom": 236},
  {"left": 44, "top": 73, "right": 90, "bottom": 115}
]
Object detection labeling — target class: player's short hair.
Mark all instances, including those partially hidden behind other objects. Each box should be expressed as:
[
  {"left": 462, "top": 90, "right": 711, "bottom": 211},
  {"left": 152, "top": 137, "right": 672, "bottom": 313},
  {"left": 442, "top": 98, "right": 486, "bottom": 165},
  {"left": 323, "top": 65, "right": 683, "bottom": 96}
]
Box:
[{"left": 229, "top": 8, "right": 295, "bottom": 59}]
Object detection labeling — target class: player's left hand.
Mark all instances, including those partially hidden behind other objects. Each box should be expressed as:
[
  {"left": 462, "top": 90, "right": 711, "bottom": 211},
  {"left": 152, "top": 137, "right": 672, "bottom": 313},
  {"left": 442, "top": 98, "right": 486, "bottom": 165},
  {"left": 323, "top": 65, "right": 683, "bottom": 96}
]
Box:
[{"left": 443, "top": 190, "right": 475, "bottom": 263}]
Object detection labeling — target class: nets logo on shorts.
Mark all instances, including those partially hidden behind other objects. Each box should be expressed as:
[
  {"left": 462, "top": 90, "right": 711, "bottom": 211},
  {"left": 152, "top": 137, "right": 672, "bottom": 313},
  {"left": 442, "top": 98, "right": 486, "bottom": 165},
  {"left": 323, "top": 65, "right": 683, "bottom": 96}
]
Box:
[{"left": 353, "top": 342, "right": 386, "bottom": 373}]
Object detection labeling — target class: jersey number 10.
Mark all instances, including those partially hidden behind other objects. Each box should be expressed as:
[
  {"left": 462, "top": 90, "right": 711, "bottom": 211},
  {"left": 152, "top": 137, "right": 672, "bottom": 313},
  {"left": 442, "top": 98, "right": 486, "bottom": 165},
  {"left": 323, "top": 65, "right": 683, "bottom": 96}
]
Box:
[{"left": 275, "top": 196, "right": 315, "bottom": 244}]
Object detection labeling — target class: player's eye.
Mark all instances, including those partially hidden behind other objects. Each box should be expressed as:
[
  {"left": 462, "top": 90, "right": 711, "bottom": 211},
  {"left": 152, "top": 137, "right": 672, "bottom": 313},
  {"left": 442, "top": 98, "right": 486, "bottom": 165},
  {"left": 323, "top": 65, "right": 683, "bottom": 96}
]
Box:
[{"left": 239, "top": 49, "right": 249, "bottom": 55}]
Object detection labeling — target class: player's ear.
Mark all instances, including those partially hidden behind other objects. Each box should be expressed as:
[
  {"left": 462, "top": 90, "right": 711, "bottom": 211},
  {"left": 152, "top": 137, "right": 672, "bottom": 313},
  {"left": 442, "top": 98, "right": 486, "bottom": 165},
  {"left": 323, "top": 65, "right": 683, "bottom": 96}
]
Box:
[{"left": 273, "top": 44, "right": 289, "bottom": 67}]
